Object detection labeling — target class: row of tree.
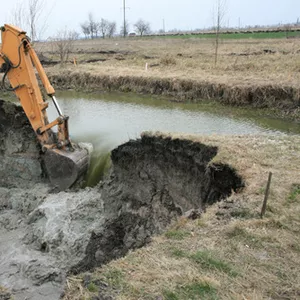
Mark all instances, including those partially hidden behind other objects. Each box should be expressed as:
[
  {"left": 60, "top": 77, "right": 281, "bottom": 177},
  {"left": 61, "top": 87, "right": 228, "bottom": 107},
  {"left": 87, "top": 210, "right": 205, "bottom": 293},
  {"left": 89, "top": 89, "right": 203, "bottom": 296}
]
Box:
[
  {"left": 80, "top": 14, "right": 117, "bottom": 39},
  {"left": 80, "top": 13, "right": 151, "bottom": 39},
  {"left": 10, "top": 2, "right": 151, "bottom": 41}
]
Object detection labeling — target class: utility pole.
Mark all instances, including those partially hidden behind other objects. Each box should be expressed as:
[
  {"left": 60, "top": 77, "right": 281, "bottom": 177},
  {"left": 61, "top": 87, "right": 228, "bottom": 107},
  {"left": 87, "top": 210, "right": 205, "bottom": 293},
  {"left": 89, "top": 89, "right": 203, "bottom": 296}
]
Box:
[
  {"left": 122, "top": 0, "right": 130, "bottom": 37},
  {"left": 123, "top": 0, "right": 127, "bottom": 37},
  {"left": 163, "top": 18, "right": 165, "bottom": 33},
  {"left": 123, "top": 0, "right": 126, "bottom": 37}
]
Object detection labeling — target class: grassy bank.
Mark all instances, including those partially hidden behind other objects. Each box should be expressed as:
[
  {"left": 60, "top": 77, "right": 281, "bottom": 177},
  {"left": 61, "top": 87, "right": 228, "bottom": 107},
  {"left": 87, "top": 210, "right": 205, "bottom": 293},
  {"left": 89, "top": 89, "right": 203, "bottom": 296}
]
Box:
[
  {"left": 64, "top": 133, "right": 300, "bottom": 300},
  {"left": 39, "top": 36, "right": 300, "bottom": 121},
  {"left": 49, "top": 71, "right": 300, "bottom": 120}
]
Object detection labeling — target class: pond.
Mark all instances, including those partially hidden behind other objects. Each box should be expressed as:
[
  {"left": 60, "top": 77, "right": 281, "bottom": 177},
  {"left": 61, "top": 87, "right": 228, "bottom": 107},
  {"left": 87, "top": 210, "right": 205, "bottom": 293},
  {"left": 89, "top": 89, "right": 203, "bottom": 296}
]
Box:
[{"left": 48, "top": 91, "right": 299, "bottom": 153}]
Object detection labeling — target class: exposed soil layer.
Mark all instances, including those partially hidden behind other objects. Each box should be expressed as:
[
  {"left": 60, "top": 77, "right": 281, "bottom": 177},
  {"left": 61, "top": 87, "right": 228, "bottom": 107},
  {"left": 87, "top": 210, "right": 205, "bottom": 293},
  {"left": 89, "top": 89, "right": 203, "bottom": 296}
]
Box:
[
  {"left": 0, "top": 100, "right": 43, "bottom": 188},
  {"left": 72, "top": 135, "right": 244, "bottom": 273},
  {"left": 0, "top": 100, "right": 244, "bottom": 299},
  {"left": 49, "top": 72, "right": 300, "bottom": 120}
]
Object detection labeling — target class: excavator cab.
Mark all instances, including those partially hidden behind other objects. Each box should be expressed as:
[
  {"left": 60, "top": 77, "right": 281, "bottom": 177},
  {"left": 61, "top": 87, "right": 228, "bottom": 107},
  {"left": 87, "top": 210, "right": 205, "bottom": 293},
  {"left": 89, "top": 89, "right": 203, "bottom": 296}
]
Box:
[{"left": 0, "top": 24, "right": 90, "bottom": 191}]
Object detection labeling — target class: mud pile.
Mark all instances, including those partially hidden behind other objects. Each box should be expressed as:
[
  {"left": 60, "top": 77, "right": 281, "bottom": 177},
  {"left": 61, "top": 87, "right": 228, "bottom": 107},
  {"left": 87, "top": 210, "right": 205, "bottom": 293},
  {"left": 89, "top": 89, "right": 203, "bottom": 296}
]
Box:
[{"left": 0, "top": 100, "right": 244, "bottom": 300}]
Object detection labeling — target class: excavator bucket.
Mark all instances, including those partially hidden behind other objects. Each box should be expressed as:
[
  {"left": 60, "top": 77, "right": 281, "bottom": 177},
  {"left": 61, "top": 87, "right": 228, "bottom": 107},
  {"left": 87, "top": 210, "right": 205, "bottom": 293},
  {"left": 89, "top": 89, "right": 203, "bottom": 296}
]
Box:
[{"left": 43, "top": 146, "right": 90, "bottom": 191}]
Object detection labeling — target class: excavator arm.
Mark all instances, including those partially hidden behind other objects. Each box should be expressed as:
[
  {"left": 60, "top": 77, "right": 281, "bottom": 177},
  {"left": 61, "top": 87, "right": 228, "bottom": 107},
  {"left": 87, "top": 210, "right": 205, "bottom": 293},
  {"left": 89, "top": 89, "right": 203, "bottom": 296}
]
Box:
[{"left": 0, "top": 24, "right": 90, "bottom": 190}]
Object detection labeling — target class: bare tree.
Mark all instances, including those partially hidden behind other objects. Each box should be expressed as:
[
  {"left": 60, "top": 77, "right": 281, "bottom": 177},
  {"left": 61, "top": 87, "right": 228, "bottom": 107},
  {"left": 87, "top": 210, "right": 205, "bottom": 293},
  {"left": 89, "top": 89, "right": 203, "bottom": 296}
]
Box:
[
  {"left": 107, "top": 21, "right": 117, "bottom": 38},
  {"left": 213, "top": 0, "right": 226, "bottom": 66},
  {"left": 50, "top": 29, "right": 78, "bottom": 66},
  {"left": 27, "top": 0, "right": 45, "bottom": 41},
  {"left": 80, "top": 22, "right": 90, "bottom": 39},
  {"left": 10, "top": 1, "right": 25, "bottom": 29},
  {"left": 120, "top": 20, "right": 130, "bottom": 37},
  {"left": 10, "top": 0, "right": 48, "bottom": 41},
  {"left": 88, "top": 13, "right": 97, "bottom": 39},
  {"left": 99, "top": 18, "right": 109, "bottom": 39},
  {"left": 81, "top": 18, "right": 116, "bottom": 39},
  {"left": 134, "top": 19, "right": 151, "bottom": 36}
]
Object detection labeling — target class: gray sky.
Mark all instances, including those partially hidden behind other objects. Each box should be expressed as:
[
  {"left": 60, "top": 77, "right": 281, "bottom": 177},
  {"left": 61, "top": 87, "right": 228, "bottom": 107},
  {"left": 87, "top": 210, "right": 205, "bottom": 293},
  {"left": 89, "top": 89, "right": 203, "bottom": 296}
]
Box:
[{"left": 1, "top": 0, "right": 299, "bottom": 38}]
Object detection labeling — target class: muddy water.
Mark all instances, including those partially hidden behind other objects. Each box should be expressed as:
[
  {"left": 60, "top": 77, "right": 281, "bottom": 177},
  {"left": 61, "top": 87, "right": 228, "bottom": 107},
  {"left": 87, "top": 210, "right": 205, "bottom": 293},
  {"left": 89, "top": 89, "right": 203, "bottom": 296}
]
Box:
[{"left": 49, "top": 91, "right": 299, "bottom": 149}]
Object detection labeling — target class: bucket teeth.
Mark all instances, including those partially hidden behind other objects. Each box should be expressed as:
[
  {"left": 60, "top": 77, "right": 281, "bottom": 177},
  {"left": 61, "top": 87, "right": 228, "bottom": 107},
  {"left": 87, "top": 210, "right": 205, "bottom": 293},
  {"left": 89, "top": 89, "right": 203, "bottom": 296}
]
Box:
[{"left": 43, "top": 147, "right": 89, "bottom": 191}]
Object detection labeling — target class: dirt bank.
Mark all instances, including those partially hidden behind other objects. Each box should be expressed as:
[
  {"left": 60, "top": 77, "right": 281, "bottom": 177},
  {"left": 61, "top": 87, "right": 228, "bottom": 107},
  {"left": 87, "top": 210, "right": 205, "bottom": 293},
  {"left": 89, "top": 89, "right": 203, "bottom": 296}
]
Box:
[
  {"left": 48, "top": 71, "right": 300, "bottom": 120},
  {"left": 0, "top": 100, "right": 43, "bottom": 188},
  {"left": 0, "top": 100, "right": 243, "bottom": 300}
]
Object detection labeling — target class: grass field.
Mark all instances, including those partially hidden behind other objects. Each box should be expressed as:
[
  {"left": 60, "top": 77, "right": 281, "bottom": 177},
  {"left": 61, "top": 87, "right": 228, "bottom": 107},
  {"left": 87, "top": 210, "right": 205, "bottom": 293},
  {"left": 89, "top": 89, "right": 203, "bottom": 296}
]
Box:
[
  {"left": 41, "top": 35, "right": 300, "bottom": 89},
  {"left": 37, "top": 35, "right": 300, "bottom": 120}
]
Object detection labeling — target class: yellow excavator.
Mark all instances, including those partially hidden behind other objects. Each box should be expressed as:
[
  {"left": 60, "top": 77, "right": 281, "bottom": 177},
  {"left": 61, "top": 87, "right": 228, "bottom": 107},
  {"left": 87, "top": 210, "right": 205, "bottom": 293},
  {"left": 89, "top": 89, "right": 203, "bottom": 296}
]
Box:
[{"left": 0, "top": 24, "right": 90, "bottom": 191}]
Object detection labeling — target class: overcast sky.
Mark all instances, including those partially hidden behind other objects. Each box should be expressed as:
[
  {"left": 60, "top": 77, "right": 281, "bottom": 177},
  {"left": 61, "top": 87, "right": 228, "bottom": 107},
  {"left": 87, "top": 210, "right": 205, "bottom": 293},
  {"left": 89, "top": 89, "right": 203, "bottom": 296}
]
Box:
[{"left": 1, "top": 0, "right": 299, "bottom": 38}]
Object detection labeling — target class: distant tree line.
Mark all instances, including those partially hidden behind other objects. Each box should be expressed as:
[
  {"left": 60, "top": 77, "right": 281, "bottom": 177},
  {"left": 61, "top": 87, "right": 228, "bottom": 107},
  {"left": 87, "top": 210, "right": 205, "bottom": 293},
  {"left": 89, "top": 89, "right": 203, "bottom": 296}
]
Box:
[
  {"left": 80, "top": 13, "right": 117, "bottom": 39},
  {"left": 80, "top": 13, "right": 151, "bottom": 38}
]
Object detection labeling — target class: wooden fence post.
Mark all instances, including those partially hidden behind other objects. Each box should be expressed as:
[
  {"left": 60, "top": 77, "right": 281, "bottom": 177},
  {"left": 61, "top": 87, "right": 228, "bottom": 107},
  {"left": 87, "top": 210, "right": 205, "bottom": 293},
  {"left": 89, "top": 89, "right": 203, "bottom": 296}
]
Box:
[{"left": 261, "top": 172, "right": 272, "bottom": 218}]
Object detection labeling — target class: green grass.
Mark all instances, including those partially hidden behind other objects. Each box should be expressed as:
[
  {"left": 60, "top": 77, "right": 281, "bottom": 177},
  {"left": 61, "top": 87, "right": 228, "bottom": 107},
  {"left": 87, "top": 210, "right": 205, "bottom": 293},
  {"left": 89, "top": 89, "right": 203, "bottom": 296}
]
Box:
[
  {"left": 190, "top": 251, "right": 238, "bottom": 277},
  {"left": 103, "top": 268, "right": 125, "bottom": 288},
  {"left": 287, "top": 184, "right": 300, "bottom": 204},
  {"left": 165, "top": 230, "right": 190, "bottom": 240},
  {"left": 163, "top": 282, "right": 218, "bottom": 300},
  {"left": 146, "top": 31, "right": 300, "bottom": 40},
  {"left": 226, "top": 225, "right": 277, "bottom": 249},
  {"left": 171, "top": 248, "right": 187, "bottom": 258},
  {"left": 230, "top": 207, "right": 256, "bottom": 219},
  {"left": 170, "top": 248, "right": 238, "bottom": 277},
  {"left": 87, "top": 282, "right": 98, "bottom": 293}
]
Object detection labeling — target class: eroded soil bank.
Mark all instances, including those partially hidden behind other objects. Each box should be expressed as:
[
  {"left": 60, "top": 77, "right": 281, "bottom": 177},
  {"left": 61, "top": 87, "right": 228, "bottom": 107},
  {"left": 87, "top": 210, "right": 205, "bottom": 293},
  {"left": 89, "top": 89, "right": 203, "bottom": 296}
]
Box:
[
  {"left": 0, "top": 100, "right": 43, "bottom": 188},
  {"left": 0, "top": 100, "right": 243, "bottom": 300},
  {"left": 48, "top": 71, "right": 300, "bottom": 120}
]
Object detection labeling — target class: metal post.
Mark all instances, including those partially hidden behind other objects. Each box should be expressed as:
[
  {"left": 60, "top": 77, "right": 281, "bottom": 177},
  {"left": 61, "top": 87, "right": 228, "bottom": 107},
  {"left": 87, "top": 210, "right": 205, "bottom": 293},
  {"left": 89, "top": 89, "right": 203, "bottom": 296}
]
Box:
[{"left": 51, "top": 96, "right": 63, "bottom": 116}]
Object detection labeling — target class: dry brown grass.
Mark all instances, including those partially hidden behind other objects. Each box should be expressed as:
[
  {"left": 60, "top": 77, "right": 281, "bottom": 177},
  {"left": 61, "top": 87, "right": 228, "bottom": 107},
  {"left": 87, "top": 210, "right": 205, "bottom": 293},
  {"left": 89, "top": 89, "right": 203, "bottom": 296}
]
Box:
[
  {"left": 39, "top": 37, "right": 300, "bottom": 88},
  {"left": 38, "top": 37, "right": 300, "bottom": 119},
  {"left": 63, "top": 133, "right": 300, "bottom": 300},
  {"left": 0, "top": 285, "right": 11, "bottom": 298}
]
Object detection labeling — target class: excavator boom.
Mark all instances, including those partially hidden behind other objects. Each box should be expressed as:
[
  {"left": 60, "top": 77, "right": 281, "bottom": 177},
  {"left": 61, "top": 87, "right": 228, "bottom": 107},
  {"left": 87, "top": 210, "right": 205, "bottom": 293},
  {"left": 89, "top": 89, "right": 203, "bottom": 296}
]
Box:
[{"left": 0, "top": 24, "right": 90, "bottom": 190}]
